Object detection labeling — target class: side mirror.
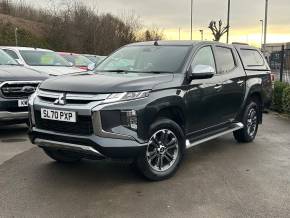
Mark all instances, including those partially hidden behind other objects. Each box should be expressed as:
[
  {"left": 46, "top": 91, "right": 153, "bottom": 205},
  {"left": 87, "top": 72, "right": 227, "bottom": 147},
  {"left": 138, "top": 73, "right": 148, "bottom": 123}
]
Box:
[
  {"left": 87, "top": 63, "right": 96, "bottom": 71},
  {"left": 190, "top": 65, "right": 215, "bottom": 79}
]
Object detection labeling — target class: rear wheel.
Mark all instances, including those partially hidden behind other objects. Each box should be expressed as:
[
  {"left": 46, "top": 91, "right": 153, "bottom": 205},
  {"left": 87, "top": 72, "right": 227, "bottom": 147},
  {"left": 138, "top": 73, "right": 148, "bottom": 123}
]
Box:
[
  {"left": 135, "top": 119, "right": 185, "bottom": 181},
  {"left": 234, "top": 100, "right": 259, "bottom": 143},
  {"left": 43, "top": 148, "right": 82, "bottom": 163}
]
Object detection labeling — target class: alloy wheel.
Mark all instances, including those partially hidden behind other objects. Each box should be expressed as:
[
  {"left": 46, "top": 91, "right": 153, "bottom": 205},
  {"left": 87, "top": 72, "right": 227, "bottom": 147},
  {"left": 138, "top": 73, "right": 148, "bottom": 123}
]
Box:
[{"left": 146, "top": 129, "right": 179, "bottom": 172}]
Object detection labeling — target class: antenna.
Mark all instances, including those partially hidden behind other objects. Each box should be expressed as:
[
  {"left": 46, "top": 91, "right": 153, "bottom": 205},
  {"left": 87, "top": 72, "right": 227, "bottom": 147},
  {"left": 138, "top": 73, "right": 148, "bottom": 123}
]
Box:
[{"left": 154, "top": 41, "right": 159, "bottom": 46}]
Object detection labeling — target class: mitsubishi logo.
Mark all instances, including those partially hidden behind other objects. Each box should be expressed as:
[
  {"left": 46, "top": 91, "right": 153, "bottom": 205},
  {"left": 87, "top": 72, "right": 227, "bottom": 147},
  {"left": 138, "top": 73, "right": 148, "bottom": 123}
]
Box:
[{"left": 54, "top": 93, "right": 66, "bottom": 105}]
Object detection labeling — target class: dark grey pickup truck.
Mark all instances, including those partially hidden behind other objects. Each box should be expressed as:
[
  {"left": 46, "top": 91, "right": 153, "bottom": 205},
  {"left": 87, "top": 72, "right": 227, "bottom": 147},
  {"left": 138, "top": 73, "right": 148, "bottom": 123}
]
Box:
[
  {"left": 0, "top": 49, "right": 48, "bottom": 125},
  {"left": 28, "top": 41, "right": 272, "bottom": 180}
]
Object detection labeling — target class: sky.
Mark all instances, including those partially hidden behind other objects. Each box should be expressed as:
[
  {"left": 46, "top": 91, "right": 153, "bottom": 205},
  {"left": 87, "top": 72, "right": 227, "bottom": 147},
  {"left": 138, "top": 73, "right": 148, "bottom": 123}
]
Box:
[{"left": 18, "top": 0, "right": 290, "bottom": 47}]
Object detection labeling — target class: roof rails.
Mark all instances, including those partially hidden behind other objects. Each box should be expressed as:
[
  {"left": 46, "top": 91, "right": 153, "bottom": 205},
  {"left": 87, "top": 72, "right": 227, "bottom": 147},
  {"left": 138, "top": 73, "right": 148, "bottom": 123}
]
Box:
[{"left": 232, "top": 42, "right": 249, "bottom": 46}]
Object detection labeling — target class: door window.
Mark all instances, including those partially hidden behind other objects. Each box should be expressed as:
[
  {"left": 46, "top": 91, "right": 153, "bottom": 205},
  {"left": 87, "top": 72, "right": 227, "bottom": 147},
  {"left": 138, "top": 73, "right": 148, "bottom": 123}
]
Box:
[
  {"left": 3, "top": 49, "right": 19, "bottom": 60},
  {"left": 215, "top": 47, "right": 236, "bottom": 74},
  {"left": 191, "top": 46, "right": 216, "bottom": 72}
]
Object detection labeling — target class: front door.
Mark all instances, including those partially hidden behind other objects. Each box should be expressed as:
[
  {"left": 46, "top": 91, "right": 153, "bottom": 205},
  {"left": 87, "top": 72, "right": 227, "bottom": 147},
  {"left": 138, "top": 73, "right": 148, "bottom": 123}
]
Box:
[{"left": 185, "top": 45, "right": 225, "bottom": 134}]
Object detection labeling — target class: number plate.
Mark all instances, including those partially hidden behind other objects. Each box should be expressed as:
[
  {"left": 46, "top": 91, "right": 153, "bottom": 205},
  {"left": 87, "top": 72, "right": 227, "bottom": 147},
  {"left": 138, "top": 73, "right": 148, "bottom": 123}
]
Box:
[
  {"left": 41, "top": 108, "right": 76, "bottom": 123},
  {"left": 18, "top": 99, "right": 28, "bottom": 107}
]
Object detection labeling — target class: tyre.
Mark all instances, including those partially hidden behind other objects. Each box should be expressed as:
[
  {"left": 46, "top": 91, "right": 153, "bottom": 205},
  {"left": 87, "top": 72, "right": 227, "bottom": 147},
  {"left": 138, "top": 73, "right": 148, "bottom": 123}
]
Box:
[
  {"left": 234, "top": 100, "right": 259, "bottom": 143},
  {"left": 135, "top": 118, "right": 185, "bottom": 181},
  {"left": 43, "top": 148, "right": 82, "bottom": 163}
]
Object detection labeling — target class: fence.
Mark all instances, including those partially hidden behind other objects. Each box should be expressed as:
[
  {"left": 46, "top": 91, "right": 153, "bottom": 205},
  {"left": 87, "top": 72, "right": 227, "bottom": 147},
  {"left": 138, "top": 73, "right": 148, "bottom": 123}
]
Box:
[{"left": 268, "top": 46, "right": 290, "bottom": 83}]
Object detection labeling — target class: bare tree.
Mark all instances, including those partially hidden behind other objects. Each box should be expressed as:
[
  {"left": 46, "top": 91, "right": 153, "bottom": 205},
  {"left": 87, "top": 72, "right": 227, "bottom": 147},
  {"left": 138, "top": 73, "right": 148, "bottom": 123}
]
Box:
[
  {"left": 138, "top": 26, "right": 164, "bottom": 41},
  {"left": 208, "top": 20, "right": 228, "bottom": 41}
]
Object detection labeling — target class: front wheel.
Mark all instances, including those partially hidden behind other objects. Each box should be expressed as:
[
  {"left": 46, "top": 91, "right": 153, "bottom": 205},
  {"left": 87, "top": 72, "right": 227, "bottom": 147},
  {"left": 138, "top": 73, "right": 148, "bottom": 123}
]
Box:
[
  {"left": 234, "top": 100, "right": 259, "bottom": 143},
  {"left": 135, "top": 119, "right": 185, "bottom": 181}
]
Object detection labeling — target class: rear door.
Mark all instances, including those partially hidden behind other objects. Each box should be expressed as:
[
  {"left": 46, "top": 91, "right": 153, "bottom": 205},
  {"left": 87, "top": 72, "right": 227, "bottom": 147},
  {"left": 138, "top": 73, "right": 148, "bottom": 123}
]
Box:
[{"left": 213, "top": 45, "right": 246, "bottom": 122}]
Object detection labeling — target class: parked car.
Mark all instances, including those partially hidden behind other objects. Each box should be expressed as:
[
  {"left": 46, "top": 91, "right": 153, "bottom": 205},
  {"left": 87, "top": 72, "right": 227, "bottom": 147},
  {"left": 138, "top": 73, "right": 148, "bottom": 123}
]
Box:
[
  {"left": 58, "top": 52, "right": 95, "bottom": 71},
  {"left": 0, "top": 47, "right": 84, "bottom": 76},
  {"left": 0, "top": 49, "right": 48, "bottom": 125},
  {"left": 28, "top": 41, "right": 272, "bottom": 181},
  {"left": 82, "top": 54, "right": 106, "bottom": 65}
]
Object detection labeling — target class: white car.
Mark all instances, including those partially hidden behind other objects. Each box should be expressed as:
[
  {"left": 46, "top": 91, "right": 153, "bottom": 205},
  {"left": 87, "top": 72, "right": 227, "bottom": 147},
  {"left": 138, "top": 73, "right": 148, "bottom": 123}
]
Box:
[{"left": 0, "top": 47, "right": 85, "bottom": 76}]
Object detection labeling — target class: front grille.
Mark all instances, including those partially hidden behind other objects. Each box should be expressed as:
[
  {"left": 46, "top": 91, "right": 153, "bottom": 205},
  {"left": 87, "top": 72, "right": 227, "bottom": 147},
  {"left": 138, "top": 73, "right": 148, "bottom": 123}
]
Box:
[
  {"left": 1, "top": 82, "right": 40, "bottom": 98},
  {"left": 34, "top": 111, "right": 93, "bottom": 135}
]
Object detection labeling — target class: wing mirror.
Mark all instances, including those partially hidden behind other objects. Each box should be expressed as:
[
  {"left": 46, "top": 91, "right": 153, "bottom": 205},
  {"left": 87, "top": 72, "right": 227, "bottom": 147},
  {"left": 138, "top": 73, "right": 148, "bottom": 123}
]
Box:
[
  {"left": 87, "top": 63, "right": 96, "bottom": 71},
  {"left": 189, "top": 65, "right": 215, "bottom": 80}
]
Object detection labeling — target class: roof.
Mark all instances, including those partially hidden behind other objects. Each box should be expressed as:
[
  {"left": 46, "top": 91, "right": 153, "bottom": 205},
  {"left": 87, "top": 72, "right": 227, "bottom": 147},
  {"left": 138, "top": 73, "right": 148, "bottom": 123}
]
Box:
[
  {"left": 127, "top": 40, "right": 237, "bottom": 47},
  {"left": 0, "top": 46, "right": 53, "bottom": 52}
]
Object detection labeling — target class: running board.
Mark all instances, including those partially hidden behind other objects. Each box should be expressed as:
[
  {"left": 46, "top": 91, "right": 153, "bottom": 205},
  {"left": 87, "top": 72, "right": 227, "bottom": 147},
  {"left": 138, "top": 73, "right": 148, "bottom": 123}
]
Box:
[{"left": 186, "top": 122, "right": 244, "bottom": 149}]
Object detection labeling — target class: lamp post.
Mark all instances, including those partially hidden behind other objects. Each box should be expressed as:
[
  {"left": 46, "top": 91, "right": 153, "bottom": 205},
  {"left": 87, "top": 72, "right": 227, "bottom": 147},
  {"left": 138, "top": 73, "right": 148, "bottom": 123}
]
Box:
[
  {"left": 190, "top": 0, "right": 193, "bottom": 40},
  {"left": 260, "top": 19, "right": 264, "bottom": 50},
  {"left": 226, "top": 0, "right": 231, "bottom": 43},
  {"left": 263, "top": 0, "right": 269, "bottom": 50},
  {"left": 199, "top": 29, "right": 204, "bottom": 41},
  {"left": 15, "top": 27, "right": 18, "bottom": 46}
]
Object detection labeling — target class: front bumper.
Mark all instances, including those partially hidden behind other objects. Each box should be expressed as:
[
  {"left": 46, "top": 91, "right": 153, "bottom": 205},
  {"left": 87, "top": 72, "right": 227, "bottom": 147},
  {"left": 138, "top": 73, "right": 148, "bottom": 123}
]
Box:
[
  {"left": 29, "top": 94, "right": 149, "bottom": 159},
  {"left": 0, "top": 97, "right": 28, "bottom": 122},
  {"left": 29, "top": 127, "right": 147, "bottom": 158}
]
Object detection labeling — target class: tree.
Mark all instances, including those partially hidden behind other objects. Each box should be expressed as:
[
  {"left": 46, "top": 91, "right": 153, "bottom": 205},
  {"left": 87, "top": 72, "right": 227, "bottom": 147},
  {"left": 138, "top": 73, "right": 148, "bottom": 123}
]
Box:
[
  {"left": 138, "top": 27, "right": 164, "bottom": 41},
  {"left": 208, "top": 20, "right": 228, "bottom": 42}
]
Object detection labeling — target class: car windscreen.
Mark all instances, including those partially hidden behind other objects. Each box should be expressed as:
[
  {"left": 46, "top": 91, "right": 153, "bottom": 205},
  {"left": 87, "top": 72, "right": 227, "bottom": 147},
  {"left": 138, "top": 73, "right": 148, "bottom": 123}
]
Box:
[
  {"left": 20, "top": 50, "right": 71, "bottom": 66},
  {"left": 0, "top": 50, "right": 19, "bottom": 65},
  {"left": 95, "top": 45, "right": 191, "bottom": 73},
  {"left": 63, "top": 54, "right": 93, "bottom": 66}
]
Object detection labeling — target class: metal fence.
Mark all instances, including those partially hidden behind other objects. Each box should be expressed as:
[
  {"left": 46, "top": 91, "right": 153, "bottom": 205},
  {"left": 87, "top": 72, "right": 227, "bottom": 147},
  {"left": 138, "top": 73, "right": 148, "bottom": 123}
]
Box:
[{"left": 269, "top": 46, "right": 290, "bottom": 83}]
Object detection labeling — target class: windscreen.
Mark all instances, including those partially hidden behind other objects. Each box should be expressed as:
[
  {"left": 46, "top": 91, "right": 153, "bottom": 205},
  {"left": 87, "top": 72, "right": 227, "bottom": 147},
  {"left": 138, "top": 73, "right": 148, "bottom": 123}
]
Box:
[
  {"left": 96, "top": 45, "right": 191, "bottom": 73},
  {"left": 20, "top": 50, "right": 71, "bottom": 66}
]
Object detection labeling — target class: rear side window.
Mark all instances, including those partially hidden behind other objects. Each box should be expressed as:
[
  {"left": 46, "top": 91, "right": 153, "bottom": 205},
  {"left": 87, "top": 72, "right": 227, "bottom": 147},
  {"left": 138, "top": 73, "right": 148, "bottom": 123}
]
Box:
[
  {"left": 215, "top": 46, "right": 236, "bottom": 74},
  {"left": 239, "top": 49, "right": 264, "bottom": 66},
  {"left": 3, "top": 49, "right": 19, "bottom": 60}
]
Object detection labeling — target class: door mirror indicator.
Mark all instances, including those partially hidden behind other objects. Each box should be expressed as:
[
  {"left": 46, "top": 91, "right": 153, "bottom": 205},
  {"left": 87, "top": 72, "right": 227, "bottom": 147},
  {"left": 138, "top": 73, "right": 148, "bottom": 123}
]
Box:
[{"left": 190, "top": 65, "right": 215, "bottom": 79}]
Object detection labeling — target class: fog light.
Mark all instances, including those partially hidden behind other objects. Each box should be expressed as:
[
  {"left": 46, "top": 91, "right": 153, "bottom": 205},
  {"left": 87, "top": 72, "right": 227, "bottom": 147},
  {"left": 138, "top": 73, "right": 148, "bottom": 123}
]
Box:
[{"left": 121, "top": 110, "right": 138, "bottom": 130}]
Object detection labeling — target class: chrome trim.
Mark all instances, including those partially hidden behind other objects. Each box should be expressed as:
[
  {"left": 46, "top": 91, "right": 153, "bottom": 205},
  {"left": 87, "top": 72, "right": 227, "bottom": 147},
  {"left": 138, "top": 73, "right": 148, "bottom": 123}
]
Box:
[
  {"left": 0, "top": 111, "right": 28, "bottom": 120},
  {"left": 92, "top": 110, "right": 134, "bottom": 140},
  {"left": 34, "top": 139, "right": 106, "bottom": 158},
  {"left": 38, "top": 90, "right": 109, "bottom": 101},
  {"left": 186, "top": 122, "right": 244, "bottom": 149},
  {"left": 0, "top": 81, "right": 41, "bottom": 98},
  {"left": 0, "top": 81, "right": 42, "bottom": 87},
  {"left": 91, "top": 102, "right": 138, "bottom": 141}
]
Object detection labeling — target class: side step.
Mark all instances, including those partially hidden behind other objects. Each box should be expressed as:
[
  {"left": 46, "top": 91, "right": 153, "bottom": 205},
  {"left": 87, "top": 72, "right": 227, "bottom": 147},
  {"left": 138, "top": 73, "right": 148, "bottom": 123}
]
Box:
[{"left": 186, "top": 122, "right": 244, "bottom": 149}]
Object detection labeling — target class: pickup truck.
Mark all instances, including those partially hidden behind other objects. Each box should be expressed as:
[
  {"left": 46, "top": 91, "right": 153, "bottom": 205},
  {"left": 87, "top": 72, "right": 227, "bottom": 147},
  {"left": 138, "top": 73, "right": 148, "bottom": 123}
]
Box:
[
  {"left": 28, "top": 41, "right": 272, "bottom": 181},
  {"left": 0, "top": 49, "right": 48, "bottom": 125}
]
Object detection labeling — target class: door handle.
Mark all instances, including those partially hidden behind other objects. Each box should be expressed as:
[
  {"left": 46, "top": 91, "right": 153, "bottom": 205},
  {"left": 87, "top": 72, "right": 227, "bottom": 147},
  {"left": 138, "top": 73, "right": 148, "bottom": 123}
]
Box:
[
  {"left": 237, "top": 80, "right": 244, "bottom": 86},
  {"left": 214, "top": 84, "right": 223, "bottom": 90}
]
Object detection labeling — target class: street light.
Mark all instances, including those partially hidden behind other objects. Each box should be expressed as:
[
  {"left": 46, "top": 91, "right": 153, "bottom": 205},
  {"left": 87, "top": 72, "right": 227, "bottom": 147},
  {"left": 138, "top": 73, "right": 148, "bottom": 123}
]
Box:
[
  {"left": 199, "top": 29, "right": 204, "bottom": 41},
  {"left": 14, "top": 27, "right": 18, "bottom": 46},
  {"left": 226, "top": 0, "right": 231, "bottom": 43},
  {"left": 263, "top": 0, "right": 269, "bottom": 51},
  {"left": 190, "top": 0, "right": 193, "bottom": 40},
  {"left": 260, "top": 19, "right": 264, "bottom": 50}
]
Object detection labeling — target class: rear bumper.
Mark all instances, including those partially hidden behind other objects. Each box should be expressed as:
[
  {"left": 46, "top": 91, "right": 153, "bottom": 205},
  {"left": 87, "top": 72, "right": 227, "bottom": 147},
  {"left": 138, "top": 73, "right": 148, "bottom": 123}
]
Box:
[{"left": 29, "top": 127, "right": 147, "bottom": 159}]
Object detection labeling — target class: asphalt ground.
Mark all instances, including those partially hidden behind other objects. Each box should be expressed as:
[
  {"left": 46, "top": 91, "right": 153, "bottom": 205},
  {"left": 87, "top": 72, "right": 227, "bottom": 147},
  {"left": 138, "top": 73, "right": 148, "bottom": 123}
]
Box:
[{"left": 0, "top": 112, "right": 290, "bottom": 217}]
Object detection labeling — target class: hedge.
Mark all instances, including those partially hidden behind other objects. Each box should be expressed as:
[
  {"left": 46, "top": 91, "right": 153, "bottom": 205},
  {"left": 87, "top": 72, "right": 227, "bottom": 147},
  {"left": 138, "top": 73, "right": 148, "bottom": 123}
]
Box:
[
  {"left": 272, "top": 81, "right": 288, "bottom": 112},
  {"left": 282, "top": 86, "right": 290, "bottom": 115}
]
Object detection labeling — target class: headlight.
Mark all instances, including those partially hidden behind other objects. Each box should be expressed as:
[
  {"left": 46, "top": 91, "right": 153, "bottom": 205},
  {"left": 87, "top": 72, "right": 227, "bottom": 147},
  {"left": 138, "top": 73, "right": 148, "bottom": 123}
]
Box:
[{"left": 103, "top": 91, "right": 150, "bottom": 103}]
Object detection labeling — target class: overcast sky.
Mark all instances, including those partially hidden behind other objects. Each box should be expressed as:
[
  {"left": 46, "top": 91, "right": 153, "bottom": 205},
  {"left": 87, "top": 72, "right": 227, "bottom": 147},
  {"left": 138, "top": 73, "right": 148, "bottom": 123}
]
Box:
[{"left": 18, "top": 0, "right": 290, "bottom": 44}]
